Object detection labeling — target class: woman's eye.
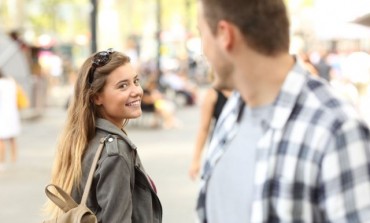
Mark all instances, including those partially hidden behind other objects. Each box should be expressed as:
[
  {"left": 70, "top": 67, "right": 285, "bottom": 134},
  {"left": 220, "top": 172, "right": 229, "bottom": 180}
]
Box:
[
  {"left": 134, "top": 79, "right": 140, "bottom": 85},
  {"left": 120, "top": 83, "right": 128, "bottom": 89}
]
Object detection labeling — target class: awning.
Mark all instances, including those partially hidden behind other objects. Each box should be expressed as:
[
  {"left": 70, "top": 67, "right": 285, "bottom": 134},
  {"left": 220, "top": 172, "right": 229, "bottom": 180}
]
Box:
[
  {"left": 314, "top": 21, "right": 370, "bottom": 40},
  {"left": 353, "top": 13, "right": 370, "bottom": 27},
  {"left": 0, "top": 30, "right": 32, "bottom": 95}
]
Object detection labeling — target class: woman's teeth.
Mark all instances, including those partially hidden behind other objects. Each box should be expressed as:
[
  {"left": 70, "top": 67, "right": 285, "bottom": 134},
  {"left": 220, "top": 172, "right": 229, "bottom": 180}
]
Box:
[{"left": 127, "top": 101, "right": 140, "bottom": 106}]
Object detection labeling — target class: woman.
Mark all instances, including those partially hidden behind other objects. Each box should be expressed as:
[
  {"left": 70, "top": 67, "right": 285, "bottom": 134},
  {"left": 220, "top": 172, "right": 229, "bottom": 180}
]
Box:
[
  {"left": 0, "top": 69, "right": 21, "bottom": 171},
  {"left": 189, "top": 87, "right": 231, "bottom": 180},
  {"left": 45, "top": 49, "right": 162, "bottom": 222}
]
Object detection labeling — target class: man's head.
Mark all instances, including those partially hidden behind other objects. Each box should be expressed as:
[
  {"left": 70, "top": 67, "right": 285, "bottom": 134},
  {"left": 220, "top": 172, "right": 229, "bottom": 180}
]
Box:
[
  {"left": 197, "top": 0, "right": 290, "bottom": 90},
  {"left": 199, "top": 0, "right": 290, "bottom": 56}
]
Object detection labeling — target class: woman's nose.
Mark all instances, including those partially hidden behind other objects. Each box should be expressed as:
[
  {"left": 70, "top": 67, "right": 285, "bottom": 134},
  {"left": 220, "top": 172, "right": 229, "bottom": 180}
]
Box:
[{"left": 131, "top": 85, "right": 143, "bottom": 97}]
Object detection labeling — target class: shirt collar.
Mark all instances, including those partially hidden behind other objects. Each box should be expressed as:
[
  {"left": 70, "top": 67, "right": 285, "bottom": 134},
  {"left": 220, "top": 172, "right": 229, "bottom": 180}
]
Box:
[{"left": 269, "top": 61, "right": 308, "bottom": 130}]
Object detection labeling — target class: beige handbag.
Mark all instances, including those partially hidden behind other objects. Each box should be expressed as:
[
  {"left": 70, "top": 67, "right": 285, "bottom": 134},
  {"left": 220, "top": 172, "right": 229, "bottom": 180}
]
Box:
[{"left": 43, "top": 137, "right": 109, "bottom": 223}]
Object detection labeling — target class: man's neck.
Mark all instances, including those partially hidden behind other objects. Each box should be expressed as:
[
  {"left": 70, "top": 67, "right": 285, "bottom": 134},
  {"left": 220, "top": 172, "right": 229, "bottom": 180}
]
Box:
[{"left": 234, "top": 53, "right": 295, "bottom": 107}]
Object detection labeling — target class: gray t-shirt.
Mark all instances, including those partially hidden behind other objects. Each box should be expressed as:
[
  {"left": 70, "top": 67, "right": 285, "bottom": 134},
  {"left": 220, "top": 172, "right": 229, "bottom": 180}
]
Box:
[{"left": 206, "top": 104, "right": 272, "bottom": 223}]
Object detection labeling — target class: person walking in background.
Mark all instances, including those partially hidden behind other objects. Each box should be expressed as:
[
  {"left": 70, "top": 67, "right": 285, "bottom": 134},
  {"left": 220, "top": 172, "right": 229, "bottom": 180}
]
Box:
[
  {"left": 314, "top": 49, "right": 332, "bottom": 82},
  {"left": 44, "top": 49, "right": 162, "bottom": 222},
  {"left": 298, "top": 51, "right": 319, "bottom": 76},
  {"left": 196, "top": 0, "right": 370, "bottom": 222},
  {"left": 189, "top": 73, "right": 231, "bottom": 180},
  {"left": 0, "top": 69, "right": 21, "bottom": 171},
  {"left": 141, "top": 78, "right": 180, "bottom": 129}
]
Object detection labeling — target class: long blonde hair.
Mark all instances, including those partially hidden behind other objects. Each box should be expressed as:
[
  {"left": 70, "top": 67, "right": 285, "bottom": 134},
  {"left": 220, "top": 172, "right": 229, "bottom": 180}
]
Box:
[{"left": 44, "top": 51, "right": 130, "bottom": 217}]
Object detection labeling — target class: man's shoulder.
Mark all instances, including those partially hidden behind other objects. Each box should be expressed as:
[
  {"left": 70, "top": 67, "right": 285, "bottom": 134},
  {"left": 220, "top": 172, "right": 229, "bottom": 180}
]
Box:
[{"left": 296, "top": 77, "right": 361, "bottom": 130}]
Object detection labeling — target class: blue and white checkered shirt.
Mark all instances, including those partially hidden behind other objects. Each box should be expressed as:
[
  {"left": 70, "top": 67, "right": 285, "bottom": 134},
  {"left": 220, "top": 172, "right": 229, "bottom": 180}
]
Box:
[{"left": 196, "top": 61, "right": 370, "bottom": 223}]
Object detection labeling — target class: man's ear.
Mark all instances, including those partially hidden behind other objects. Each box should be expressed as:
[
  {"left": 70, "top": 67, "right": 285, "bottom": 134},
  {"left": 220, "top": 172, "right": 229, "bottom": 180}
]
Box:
[{"left": 217, "top": 20, "right": 234, "bottom": 51}]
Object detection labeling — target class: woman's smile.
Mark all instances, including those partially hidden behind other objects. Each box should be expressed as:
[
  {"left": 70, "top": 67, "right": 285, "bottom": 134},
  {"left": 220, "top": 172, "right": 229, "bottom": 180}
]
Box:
[{"left": 126, "top": 100, "right": 141, "bottom": 107}]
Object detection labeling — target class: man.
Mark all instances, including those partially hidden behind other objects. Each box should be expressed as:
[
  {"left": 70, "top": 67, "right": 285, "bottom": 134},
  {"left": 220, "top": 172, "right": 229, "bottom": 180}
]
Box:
[{"left": 196, "top": 0, "right": 370, "bottom": 222}]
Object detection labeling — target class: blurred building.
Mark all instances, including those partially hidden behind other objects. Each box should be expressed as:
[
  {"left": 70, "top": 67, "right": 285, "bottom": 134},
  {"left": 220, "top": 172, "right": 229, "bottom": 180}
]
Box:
[
  {"left": 1, "top": 0, "right": 369, "bottom": 113},
  {"left": 287, "top": 0, "right": 370, "bottom": 53}
]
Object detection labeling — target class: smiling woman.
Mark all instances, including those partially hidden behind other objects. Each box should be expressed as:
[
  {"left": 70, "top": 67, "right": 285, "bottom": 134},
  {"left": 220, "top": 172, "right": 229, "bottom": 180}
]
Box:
[{"left": 43, "top": 49, "right": 162, "bottom": 223}]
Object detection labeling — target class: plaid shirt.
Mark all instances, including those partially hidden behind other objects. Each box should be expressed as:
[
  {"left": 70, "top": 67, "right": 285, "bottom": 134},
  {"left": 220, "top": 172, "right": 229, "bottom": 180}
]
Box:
[{"left": 196, "top": 62, "right": 370, "bottom": 223}]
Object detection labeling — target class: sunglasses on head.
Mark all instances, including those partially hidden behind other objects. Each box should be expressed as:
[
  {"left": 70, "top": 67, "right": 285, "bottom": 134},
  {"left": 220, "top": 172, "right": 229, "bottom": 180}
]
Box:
[{"left": 87, "top": 48, "right": 114, "bottom": 86}]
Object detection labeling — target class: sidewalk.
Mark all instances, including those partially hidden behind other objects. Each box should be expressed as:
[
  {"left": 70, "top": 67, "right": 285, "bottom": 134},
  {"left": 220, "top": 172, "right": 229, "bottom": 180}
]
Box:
[{"left": 0, "top": 101, "right": 202, "bottom": 222}]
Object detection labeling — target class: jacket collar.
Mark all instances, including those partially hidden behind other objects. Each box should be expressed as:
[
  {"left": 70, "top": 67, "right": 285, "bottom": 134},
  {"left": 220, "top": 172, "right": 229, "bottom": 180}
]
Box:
[{"left": 96, "top": 118, "right": 137, "bottom": 149}]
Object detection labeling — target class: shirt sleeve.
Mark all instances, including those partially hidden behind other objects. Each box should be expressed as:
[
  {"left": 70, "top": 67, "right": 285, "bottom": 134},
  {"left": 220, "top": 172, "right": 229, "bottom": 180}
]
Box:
[
  {"left": 95, "top": 155, "right": 132, "bottom": 223},
  {"left": 320, "top": 119, "right": 370, "bottom": 223}
]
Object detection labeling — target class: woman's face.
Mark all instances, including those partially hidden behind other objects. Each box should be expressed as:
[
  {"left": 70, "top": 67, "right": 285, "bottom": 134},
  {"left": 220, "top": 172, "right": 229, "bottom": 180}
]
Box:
[{"left": 94, "top": 63, "right": 143, "bottom": 128}]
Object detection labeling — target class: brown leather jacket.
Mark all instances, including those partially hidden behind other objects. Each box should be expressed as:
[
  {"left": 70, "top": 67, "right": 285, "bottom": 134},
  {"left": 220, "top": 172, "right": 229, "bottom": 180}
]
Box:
[{"left": 72, "top": 118, "right": 162, "bottom": 223}]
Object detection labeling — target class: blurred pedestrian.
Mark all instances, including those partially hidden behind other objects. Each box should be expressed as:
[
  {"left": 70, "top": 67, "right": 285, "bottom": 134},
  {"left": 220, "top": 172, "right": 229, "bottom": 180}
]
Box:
[
  {"left": 141, "top": 79, "right": 180, "bottom": 129},
  {"left": 161, "top": 69, "right": 197, "bottom": 106},
  {"left": 298, "top": 51, "right": 319, "bottom": 76},
  {"left": 196, "top": 0, "right": 370, "bottom": 222},
  {"left": 44, "top": 49, "right": 162, "bottom": 222},
  {"left": 314, "top": 50, "right": 332, "bottom": 82},
  {"left": 0, "top": 69, "right": 21, "bottom": 171},
  {"left": 189, "top": 73, "right": 231, "bottom": 180}
]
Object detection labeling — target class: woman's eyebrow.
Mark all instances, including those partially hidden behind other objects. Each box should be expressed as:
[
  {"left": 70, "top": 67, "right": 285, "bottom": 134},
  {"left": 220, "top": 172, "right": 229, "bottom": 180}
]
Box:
[{"left": 115, "top": 75, "right": 139, "bottom": 85}]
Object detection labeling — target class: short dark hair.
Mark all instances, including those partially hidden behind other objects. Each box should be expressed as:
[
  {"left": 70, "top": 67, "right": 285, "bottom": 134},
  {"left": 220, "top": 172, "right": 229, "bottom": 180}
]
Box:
[
  {"left": 0, "top": 69, "right": 4, "bottom": 78},
  {"left": 200, "top": 0, "right": 290, "bottom": 56}
]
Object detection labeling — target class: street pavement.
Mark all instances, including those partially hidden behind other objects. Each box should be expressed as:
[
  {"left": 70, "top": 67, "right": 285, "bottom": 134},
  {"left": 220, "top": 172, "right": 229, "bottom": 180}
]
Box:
[{"left": 0, "top": 97, "right": 203, "bottom": 223}]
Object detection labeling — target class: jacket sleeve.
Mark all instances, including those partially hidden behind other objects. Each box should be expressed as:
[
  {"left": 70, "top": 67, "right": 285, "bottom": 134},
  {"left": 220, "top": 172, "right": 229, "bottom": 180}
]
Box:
[{"left": 95, "top": 154, "right": 132, "bottom": 223}]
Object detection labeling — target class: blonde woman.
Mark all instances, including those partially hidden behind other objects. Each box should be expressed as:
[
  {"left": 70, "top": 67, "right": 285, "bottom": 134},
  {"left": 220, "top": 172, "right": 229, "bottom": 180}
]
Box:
[{"left": 45, "top": 49, "right": 162, "bottom": 222}]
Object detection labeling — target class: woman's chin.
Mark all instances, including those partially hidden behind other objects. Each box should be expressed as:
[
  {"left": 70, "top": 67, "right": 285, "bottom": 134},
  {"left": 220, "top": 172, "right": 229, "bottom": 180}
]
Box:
[{"left": 128, "top": 110, "right": 142, "bottom": 119}]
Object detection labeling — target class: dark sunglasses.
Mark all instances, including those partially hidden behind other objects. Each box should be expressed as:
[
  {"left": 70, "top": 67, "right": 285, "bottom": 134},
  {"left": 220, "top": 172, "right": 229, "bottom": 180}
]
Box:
[{"left": 87, "top": 48, "right": 114, "bottom": 86}]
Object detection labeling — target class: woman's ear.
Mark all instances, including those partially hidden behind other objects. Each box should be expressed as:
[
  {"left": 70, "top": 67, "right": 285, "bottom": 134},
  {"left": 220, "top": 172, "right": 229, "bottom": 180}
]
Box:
[{"left": 93, "top": 94, "right": 102, "bottom": 106}]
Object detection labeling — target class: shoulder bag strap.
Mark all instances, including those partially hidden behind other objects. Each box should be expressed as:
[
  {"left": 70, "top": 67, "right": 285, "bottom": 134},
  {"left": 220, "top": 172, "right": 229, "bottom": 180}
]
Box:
[
  {"left": 45, "top": 184, "right": 78, "bottom": 212},
  {"left": 81, "top": 135, "right": 111, "bottom": 205}
]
